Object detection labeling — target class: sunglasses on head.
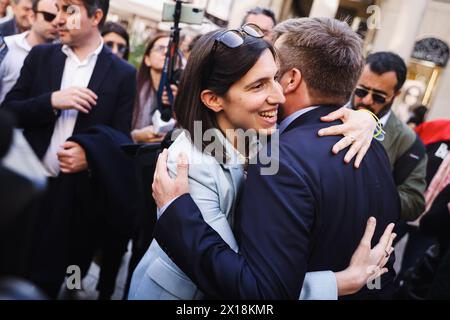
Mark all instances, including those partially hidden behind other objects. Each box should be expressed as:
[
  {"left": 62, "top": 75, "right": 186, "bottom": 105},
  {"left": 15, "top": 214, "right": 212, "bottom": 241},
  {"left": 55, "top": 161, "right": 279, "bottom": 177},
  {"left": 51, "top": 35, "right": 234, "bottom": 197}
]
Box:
[
  {"left": 213, "top": 23, "right": 264, "bottom": 51},
  {"left": 205, "top": 23, "right": 264, "bottom": 84},
  {"left": 37, "top": 11, "right": 57, "bottom": 23},
  {"left": 354, "top": 86, "right": 388, "bottom": 104},
  {"left": 105, "top": 41, "right": 128, "bottom": 55}
]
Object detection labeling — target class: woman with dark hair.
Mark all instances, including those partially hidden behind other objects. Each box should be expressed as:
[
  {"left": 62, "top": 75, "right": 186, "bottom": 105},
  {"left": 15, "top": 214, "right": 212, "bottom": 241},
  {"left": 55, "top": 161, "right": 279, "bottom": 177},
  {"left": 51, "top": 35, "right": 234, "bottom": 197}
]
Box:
[
  {"left": 102, "top": 21, "right": 130, "bottom": 60},
  {"left": 128, "top": 25, "right": 392, "bottom": 300},
  {"left": 131, "top": 33, "right": 178, "bottom": 143},
  {"left": 407, "top": 105, "right": 428, "bottom": 129}
]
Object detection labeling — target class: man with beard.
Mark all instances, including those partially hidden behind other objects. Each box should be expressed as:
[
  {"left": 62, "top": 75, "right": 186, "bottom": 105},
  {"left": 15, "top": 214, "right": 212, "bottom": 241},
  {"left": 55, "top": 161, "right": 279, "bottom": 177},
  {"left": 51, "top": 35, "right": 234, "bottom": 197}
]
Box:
[{"left": 350, "top": 51, "right": 427, "bottom": 222}]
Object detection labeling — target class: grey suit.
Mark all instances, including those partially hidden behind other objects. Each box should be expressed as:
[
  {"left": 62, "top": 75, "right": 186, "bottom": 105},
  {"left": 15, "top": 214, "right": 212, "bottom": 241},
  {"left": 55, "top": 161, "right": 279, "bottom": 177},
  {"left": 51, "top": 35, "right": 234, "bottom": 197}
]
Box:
[{"left": 128, "top": 129, "right": 338, "bottom": 300}]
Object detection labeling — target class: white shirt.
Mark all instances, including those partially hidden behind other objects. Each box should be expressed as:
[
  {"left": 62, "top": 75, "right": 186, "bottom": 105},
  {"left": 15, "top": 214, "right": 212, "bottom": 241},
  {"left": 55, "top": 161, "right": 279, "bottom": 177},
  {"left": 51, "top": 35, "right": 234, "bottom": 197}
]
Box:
[
  {"left": 0, "top": 31, "right": 32, "bottom": 104},
  {"left": 42, "top": 41, "right": 103, "bottom": 177}
]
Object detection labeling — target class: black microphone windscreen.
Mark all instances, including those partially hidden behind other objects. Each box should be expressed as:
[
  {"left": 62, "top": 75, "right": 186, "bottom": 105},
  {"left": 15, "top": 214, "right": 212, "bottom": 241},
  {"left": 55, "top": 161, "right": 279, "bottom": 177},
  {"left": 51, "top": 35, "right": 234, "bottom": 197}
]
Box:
[{"left": 160, "top": 107, "right": 172, "bottom": 122}]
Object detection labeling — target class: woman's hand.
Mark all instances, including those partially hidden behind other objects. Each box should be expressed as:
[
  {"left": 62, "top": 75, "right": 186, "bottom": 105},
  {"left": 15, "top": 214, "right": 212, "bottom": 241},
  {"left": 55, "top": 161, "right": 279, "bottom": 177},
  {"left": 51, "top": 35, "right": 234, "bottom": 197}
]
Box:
[
  {"left": 152, "top": 149, "right": 189, "bottom": 209},
  {"left": 131, "top": 125, "right": 165, "bottom": 143},
  {"left": 335, "top": 217, "right": 396, "bottom": 296},
  {"left": 162, "top": 84, "right": 178, "bottom": 106},
  {"left": 319, "top": 107, "right": 377, "bottom": 168}
]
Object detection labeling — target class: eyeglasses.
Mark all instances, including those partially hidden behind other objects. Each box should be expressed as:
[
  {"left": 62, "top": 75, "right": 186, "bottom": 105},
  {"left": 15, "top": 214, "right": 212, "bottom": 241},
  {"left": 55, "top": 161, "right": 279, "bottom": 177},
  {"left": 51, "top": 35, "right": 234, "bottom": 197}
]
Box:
[
  {"left": 37, "top": 11, "right": 57, "bottom": 23},
  {"left": 150, "top": 45, "right": 168, "bottom": 55},
  {"left": 105, "top": 41, "right": 128, "bottom": 55},
  {"left": 354, "top": 86, "right": 388, "bottom": 104}
]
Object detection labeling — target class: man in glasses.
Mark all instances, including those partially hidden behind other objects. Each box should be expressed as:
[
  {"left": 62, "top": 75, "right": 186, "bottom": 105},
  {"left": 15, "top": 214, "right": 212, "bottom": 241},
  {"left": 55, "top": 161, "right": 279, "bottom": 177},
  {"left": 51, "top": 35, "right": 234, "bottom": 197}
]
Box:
[
  {"left": 0, "top": 0, "right": 58, "bottom": 103},
  {"left": 101, "top": 21, "right": 129, "bottom": 60},
  {"left": 350, "top": 52, "right": 427, "bottom": 223}
]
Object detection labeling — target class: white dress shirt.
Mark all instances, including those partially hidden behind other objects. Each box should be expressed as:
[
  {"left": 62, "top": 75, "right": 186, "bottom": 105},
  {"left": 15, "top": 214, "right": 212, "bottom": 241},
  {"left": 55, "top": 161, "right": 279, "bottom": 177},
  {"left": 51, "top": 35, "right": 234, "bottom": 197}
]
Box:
[
  {"left": 0, "top": 31, "right": 32, "bottom": 104},
  {"left": 42, "top": 41, "right": 103, "bottom": 177}
]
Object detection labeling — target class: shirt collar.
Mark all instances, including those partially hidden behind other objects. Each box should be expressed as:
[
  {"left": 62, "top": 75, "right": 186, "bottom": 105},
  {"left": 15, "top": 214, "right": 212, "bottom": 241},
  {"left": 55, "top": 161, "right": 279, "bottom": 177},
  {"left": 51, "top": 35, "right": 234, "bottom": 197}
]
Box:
[
  {"left": 278, "top": 106, "right": 320, "bottom": 133},
  {"left": 15, "top": 31, "right": 31, "bottom": 51},
  {"left": 61, "top": 39, "right": 104, "bottom": 65},
  {"left": 379, "top": 110, "right": 392, "bottom": 127}
]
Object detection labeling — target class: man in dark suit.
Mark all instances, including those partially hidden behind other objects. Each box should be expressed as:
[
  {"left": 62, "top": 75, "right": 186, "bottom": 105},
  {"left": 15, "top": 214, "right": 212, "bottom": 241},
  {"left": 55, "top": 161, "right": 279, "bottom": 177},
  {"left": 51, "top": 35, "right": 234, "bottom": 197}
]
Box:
[
  {"left": 2, "top": 0, "right": 136, "bottom": 298},
  {"left": 0, "top": 0, "right": 32, "bottom": 37},
  {"left": 151, "top": 18, "right": 400, "bottom": 299}
]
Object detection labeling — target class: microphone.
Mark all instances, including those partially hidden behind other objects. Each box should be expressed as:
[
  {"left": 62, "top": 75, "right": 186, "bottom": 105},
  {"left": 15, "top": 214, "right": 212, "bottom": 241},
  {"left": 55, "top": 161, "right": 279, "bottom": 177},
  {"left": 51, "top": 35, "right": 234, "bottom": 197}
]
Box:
[
  {"left": 152, "top": 110, "right": 176, "bottom": 135},
  {"left": 160, "top": 106, "right": 172, "bottom": 122}
]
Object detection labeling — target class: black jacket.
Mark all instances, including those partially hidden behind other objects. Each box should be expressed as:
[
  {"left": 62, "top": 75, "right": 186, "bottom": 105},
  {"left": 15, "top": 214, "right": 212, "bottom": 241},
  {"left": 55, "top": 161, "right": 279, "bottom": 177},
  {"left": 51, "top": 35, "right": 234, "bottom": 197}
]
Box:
[
  {"left": 1, "top": 43, "right": 136, "bottom": 158},
  {"left": 69, "top": 125, "right": 139, "bottom": 237}
]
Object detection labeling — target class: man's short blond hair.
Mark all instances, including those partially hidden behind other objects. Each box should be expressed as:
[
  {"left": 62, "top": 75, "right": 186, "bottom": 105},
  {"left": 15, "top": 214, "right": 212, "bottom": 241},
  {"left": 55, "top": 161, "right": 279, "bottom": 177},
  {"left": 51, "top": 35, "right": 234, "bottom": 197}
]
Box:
[{"left": 273, "top": 17, "right": 364, "bottom": 105}]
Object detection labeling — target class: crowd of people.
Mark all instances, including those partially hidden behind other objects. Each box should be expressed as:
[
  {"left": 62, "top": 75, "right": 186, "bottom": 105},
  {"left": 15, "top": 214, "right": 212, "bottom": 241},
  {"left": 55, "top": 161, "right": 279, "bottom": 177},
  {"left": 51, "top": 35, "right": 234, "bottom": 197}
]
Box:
[{"left": 0, "top": 0, "right": 449, "bottom": 300}]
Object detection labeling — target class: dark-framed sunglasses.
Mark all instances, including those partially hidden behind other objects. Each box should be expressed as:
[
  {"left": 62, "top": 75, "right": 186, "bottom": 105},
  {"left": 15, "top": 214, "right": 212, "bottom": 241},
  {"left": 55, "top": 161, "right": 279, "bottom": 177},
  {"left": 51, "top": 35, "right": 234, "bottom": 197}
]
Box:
[
  {"left": 204, "top": 23, "right": 264, "bottom": 84},
  {"left": 212, "top": 23, "right": 264, "bottom": 52},
  {"left": 354, "top": 86, "right": 388, "bottom": 104},
  {"left": 37, "top": 11, "right": 57, "bottom": 22},
  {"left": 105, "top": 41, "right": 128, "bottom": 55}
]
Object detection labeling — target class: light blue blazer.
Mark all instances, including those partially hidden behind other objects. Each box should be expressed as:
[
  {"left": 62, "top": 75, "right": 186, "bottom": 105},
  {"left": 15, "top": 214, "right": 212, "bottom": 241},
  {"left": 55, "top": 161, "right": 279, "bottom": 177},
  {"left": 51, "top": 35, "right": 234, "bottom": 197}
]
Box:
[{"left": 128, "top": 130, "right": 338, "bottom": 300}]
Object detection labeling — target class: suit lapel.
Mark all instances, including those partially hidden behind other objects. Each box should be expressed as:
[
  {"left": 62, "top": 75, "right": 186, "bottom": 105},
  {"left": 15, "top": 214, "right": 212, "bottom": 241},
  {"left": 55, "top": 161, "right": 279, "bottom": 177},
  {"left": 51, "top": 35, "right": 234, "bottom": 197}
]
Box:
[
  {"left": 87, "top": 46, "right": 112, "bottom": 93},
  {"left": 51, "top": 46, "right": 67, "bottom": 91},
  {"left": 74, "top": 46, "right": 112, "bottom": 132}
]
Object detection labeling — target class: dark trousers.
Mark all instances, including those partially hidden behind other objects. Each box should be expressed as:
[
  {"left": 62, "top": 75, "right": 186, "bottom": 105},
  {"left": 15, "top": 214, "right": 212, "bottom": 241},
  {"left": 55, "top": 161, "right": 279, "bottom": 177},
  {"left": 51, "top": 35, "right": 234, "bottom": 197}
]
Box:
[
  {"left": 96, "top": 231, "right": 129, "bottom": 299},
  {"left": 26, "top": 172, "right": 97, "bottom": 299},
  {"left": 394, "top": 222, "right": 436, "bottom": 277},
  {"left": 428, "top": 243, "right": 450, "bottom": 299}
]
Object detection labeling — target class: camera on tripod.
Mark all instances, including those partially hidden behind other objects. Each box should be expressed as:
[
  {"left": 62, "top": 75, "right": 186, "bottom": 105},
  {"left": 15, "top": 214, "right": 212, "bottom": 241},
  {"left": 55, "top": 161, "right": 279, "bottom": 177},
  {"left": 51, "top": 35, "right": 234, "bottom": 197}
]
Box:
[{"left": 152, "top": 1, "right": 205, "bottom": 134}]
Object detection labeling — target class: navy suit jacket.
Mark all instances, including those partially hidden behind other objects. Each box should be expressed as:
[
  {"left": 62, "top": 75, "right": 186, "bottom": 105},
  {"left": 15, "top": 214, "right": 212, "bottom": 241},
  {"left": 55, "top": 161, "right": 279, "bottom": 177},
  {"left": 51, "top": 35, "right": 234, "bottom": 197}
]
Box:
[
  {"left": 154, "top": 106, "right": 401, "bottom": 299},
  {"left": 0, "top": 18, "right": 17, "bottom": 38},
  {"left": 1, "top": 43, "right": 136, "bottom": 158}
]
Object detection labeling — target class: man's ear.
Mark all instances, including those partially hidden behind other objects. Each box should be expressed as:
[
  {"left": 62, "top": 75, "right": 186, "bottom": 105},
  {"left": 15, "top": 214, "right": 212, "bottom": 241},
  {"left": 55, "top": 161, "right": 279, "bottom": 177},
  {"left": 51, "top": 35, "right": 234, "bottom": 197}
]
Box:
[
  {"left": 200, "top": 89, "right": 223, "bottom": 113},
  {"left": 92, "top": 8, "right": 104, "bottom": 28},
  {"left": 281, "top": 68, "right": 302, "bottom": 95}
]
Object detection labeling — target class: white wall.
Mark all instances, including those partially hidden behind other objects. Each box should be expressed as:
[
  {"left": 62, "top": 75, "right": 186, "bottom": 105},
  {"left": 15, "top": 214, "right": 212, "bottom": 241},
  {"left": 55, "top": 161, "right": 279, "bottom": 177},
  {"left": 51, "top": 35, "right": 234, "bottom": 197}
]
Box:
[{"left": 371, "top": 0, "right": 430, "bottom": 62}]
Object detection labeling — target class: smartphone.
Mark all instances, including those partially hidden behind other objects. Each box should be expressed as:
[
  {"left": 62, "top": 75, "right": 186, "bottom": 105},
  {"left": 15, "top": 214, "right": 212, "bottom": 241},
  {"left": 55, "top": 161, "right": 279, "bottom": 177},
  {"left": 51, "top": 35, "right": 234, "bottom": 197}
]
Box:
[{"left": 162, "top": 1, "right": 205, "bottom": 25}]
